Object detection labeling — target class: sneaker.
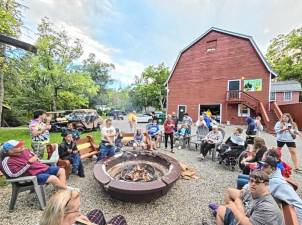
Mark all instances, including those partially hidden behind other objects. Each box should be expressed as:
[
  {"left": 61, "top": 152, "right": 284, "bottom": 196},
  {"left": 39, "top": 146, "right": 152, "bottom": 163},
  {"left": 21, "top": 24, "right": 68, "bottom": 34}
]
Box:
[
  {"left": 198, "top": 154, "right": 205, "bottom": 160},
  {"left": 178, "top": 146, "right": 182, "bottom": 150},
  {"left": 208, "top": 203, "right": 219, "bottom": 217},
  {"left": 164, "top": 147, "right": 167, "bottom": 150},
  {"left": 170, "top": 149, "right": 175, "bottom": 153}
]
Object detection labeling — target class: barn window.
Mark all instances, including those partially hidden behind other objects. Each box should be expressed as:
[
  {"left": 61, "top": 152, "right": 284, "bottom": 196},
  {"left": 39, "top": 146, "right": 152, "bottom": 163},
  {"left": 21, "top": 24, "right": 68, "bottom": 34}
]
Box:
[
  {"left": 284, "top": 91, "right": 292, "bottom": 101},
  {"left": 206, "top": 40, "right": 217, "bottom": 53}
]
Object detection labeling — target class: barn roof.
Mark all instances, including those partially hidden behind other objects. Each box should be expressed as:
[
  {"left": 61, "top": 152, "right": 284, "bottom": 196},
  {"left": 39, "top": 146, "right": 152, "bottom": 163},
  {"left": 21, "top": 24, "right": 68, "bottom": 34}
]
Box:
[
  {"left": 271, "top": 80, "right": 302, "bottom": 92},
  {"left": 165, "top": 27, "right": 278, "bottom": 85}
]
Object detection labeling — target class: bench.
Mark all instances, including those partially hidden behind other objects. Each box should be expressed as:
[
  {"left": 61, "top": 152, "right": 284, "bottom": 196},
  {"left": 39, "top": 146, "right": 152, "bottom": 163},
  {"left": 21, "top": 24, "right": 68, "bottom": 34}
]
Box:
[
  {"left": 282, "top": 202, "right": 299, "bottom": 225},
  {"left": 76, "top": 135, "right": 99, "bottom": 159}
]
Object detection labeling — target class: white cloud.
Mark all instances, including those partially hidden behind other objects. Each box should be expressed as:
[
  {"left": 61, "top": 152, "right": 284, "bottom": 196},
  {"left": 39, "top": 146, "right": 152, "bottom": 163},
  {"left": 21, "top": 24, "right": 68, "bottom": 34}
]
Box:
[
  {"left": 20, "top": 0, "right": 145, "bottom": 85},
  {"left": 113, "top": 60, "right": 145, "bottom": 85}
]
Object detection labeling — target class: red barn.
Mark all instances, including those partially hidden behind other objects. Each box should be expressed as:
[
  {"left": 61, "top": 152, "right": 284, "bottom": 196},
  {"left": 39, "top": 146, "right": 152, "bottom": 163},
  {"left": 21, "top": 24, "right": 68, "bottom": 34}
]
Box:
[{"left": 166, "top": 27, "right": 282, "bottom": 130}]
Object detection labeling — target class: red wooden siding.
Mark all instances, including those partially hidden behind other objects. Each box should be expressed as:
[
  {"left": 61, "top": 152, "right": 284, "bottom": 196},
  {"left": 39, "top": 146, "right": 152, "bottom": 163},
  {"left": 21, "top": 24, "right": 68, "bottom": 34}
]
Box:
[{"left": 167, "top": 30, "right": 271, "bottom": 123}]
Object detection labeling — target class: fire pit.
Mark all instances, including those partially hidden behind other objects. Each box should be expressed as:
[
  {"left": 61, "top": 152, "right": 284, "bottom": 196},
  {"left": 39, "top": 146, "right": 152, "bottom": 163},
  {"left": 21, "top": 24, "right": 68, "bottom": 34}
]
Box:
[{"left": 94, "top": 151, "right": 181, "bottom": 202}]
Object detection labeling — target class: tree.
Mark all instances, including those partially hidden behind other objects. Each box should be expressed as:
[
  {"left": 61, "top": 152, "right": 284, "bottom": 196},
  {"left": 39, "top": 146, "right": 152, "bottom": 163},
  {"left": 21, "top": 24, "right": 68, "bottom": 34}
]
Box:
[
  {"left": 266, "top": 28, "right": 302, "bottom": 83},
  {"left": 15, "top": 18, "right": 98, "bottom": 112},
  {"left": 82, "top": 53, "right": 114, "bottom": 107},
  {"left": 0, "top": 0, "right": 23, "bottom": 126},
  {"left": 133, "top": 63, "right": 169, "bottom": 110}
]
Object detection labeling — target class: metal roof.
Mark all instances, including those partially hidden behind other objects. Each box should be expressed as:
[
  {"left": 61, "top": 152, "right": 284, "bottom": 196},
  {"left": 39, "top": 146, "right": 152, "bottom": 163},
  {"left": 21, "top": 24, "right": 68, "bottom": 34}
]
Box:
[
  {"left": 271, "top": 80, "right": 302, "bottom": 92},
  {"left": 165, "top": 27, "right": 278, "bottom": 85}
]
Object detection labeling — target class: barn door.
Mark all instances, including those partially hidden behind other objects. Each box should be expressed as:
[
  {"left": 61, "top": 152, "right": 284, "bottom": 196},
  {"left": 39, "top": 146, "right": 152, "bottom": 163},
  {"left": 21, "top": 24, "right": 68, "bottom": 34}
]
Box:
[{"left": 178, "top": 105, "right": 186, "bottom": 122}]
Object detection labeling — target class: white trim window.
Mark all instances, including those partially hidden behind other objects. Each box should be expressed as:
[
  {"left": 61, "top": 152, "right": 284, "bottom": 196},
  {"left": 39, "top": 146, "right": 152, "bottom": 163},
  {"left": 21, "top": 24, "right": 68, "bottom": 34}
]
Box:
[
  {"left": 238, "top": 104, "right": 250, "bottom": 117},
  {"left": 270, "top": 92, "right": 276, "bottom": 101},
  {"left": 284, "top": 91, "right": 292, "bottom": 101}
]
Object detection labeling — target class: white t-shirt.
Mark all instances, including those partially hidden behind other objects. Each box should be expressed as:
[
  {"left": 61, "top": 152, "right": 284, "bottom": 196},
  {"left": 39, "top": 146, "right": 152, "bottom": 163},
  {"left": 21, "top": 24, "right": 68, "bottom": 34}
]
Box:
[{"left": 101, "top": 126, "right": 116, "bottom": 142}]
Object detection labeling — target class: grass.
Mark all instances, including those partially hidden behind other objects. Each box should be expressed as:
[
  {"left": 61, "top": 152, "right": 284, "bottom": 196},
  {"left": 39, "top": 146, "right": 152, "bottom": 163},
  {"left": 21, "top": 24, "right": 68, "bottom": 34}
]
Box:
[
  {"left": 0, "top": 127, "right": 101, "bottom": 187},
  {"left": 0, "top": 127, "right": 101, "bottom": 147}
]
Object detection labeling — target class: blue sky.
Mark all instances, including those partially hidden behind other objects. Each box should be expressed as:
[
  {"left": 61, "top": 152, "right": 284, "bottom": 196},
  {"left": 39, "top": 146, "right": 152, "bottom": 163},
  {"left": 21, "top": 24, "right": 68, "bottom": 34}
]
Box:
[{"left": 21, "top": 0, "right": 302, "bottom": 87}]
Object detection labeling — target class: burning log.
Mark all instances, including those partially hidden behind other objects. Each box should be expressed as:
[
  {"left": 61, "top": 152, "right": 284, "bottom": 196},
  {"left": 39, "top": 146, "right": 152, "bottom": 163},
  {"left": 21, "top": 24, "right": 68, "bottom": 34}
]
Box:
[{"left": 120, "top": 163, "right": 157, "bottom": 182}]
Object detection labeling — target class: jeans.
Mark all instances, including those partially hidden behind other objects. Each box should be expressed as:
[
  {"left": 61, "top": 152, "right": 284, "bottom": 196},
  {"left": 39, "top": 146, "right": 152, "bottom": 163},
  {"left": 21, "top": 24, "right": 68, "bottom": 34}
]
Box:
[
  {"left": 63, "top": 153, "right": 84, "bottom": 176},
  {"left": 237, "top": 174, "right": 249, "bottom": 189},
  {"left": 97, "top": 143, "right": 115, "bottom": 161},
  {"left": 164, "top": 133, "right": 174, "bottom": 149}
]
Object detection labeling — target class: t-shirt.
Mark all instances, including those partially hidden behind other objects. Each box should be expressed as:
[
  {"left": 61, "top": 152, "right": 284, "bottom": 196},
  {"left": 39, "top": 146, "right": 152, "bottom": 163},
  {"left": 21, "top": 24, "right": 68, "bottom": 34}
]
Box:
[
  {"left": 182, "top": 116, "right": 193, "bottom": 126},
  {"left": 101, "top": 126, "right": 116, "bottom": 142},
  {"left": 274, "top": 122, "right": 296, "bottom": 142},
  {"left": 246, "top": 194, "right": 284, "bottom": 225},
  {"left": 147, "top": 124, "right": 160, "bottom": 137},
  {"left": 29, "top": 119, "right": 50, "bottom": 143}
]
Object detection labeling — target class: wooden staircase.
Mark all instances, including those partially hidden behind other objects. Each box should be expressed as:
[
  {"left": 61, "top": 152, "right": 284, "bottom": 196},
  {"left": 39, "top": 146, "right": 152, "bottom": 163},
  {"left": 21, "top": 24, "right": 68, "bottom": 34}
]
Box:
[{"left": 226, "top": 91, "right": 282, "bottom": 132}]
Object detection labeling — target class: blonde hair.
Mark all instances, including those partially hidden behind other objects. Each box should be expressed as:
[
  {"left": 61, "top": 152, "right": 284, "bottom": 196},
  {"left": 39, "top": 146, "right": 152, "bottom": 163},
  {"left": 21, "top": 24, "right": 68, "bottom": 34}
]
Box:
[{"left": 40, "top": 190, "right": 80, "bottom": 225}]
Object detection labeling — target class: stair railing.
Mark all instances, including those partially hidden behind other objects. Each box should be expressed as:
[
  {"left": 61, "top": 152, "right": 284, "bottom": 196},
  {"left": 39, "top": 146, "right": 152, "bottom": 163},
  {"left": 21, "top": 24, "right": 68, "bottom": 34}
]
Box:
[
  {"left": 259, "top": 102, "right": 270, "bottom": 126},
  {"left": 271, "top": 101, "right": 282, "bottom": 120}
]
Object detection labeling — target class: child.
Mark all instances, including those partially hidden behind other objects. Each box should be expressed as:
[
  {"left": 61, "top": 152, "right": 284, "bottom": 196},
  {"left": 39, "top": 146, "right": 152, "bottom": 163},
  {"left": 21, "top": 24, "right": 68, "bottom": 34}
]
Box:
[
  {"left": 59, "top": 132, "right": 85, "bottom": 177},
  {"left": 146, "top": 119, "right": 160, "bottom": 150},
  {"left": 175, "top": 124, "right": 191, "bottom": 149},
  {"left": 133, "top": 129, "right": 146, "bottom": 150},
  {"left": 62, "top": 123, "right": 81, "bottom": 141}
]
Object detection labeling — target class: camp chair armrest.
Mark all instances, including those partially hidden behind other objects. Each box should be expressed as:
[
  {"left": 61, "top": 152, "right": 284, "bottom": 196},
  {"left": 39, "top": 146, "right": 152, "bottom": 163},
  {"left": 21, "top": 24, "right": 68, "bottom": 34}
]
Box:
[{"left": 7, "top": 176, "right": 37, "bottom": 183}]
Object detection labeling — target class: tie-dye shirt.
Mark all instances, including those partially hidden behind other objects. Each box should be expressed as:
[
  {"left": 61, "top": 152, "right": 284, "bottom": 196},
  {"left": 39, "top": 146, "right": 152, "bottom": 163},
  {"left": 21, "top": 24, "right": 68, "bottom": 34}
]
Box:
[{"left": 29, "top": 119, "right": 50, "bottom": 143}]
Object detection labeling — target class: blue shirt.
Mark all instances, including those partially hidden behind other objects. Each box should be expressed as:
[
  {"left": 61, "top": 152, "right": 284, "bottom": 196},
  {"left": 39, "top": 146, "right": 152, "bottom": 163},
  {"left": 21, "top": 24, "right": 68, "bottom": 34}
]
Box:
[{"left": 147, "top": 124, "right": 160, "bottom": 137}]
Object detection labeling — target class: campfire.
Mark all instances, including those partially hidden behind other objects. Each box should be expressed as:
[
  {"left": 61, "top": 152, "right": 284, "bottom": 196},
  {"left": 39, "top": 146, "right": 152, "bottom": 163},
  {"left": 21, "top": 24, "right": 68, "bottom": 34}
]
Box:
[{"left": 120, "top": 163, "right": 157, "bottom": 182}]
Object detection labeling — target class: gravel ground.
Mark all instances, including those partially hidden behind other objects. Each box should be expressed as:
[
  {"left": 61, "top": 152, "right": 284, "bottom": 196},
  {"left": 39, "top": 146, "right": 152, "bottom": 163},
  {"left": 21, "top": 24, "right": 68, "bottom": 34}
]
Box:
[{"left": 0, "top": 124, "right": 302, "bottom": 225}]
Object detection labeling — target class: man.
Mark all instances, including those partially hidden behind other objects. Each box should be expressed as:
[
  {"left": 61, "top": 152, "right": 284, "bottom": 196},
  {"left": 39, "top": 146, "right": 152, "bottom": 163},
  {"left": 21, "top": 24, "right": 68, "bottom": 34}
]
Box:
[
  {"left": 261, "top": 156, "right": 302, "bottom": 224},
  {"left": 59, "top": 132, "right": 85, "bottom": 177},
  {"left": 0, "top": 140, "right": 68, "bottom": 189},
  {"left": 127, "top": 111, "right": 137, "bottom": 132},
  {"left": 214, "top": 170, "right": 284, "bottom": 225},
  {"left": 97, "top": 119, "right": 116, "bottom": 161},
  {"left": 29, "top": 110, "right": 51, "bottom": 159}
]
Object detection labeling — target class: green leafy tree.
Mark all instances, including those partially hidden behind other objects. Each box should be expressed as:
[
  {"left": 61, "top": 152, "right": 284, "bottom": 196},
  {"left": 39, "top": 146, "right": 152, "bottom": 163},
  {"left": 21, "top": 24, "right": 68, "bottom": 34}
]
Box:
[
  {"left": 17, "top": 18, "right": 98, "bottom": 111},
  {"left": 131, "top": 63, "right": 169, "bottom": 111},
  {"left": 266, "top": 28, "right": 302, "bottom": 83},
  {"left": 82, "top": 53, "right": 114, "bottom": 107},
  {"left": 0, "top": 0, "right": 23, "bottom": 126}
]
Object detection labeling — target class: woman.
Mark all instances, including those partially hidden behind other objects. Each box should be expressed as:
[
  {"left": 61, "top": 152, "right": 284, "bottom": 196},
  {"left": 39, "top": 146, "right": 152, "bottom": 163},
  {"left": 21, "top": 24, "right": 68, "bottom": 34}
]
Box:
[
  {"left": 163, "top": 114, "right": 175, "bottom": 153},
  {"left": 274, "top": 113, "right": 301, "bottom": 173},
  {"left": 195, "top": 116, "right": 209, "bottom": 140},
  {"left": 198, "top": 125, "right": 223, "bottom": 160},
  {"left": 241, "top": 137, "right": 267, "bottom": 175},
  {"left": 40, "top": 190, "right": 127, "bottom": 225},
  {"left": 133, "top": 129, "right": 146, "bottom": 150}
]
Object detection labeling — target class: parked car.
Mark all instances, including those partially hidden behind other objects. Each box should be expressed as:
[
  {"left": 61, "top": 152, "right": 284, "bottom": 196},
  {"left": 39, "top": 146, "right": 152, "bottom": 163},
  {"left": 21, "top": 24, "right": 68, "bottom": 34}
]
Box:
[
  {"left": 47, "top": 111, "right": 70, "bottom": 132},
  {"left": 66, "top": 109, "right": 103, "bottom": 132},
  {"left": 108, "top": 110, "right": 124, "bottom": 120},
  {"left": 137, "top": 114, "right": 153, "bottom": 123},
  {"left": 155, "top": 111, "right": 166, "bottom": 125}
]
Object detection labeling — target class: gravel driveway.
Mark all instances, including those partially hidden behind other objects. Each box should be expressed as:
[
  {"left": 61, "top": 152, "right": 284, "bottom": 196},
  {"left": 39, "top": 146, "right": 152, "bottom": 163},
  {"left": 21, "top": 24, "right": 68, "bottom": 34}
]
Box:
[{"left": 1, "top": 121, "right": 301, "bottom": 225}]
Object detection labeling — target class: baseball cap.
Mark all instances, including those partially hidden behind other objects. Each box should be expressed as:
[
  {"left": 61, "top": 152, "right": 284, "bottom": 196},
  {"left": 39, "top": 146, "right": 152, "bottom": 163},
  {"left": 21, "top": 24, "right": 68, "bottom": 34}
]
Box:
[
  {"left": 259, "top": 156, "right": 278, "bottom": 169},
  {"left": 0, "top": 140, "right": 25, "bottom": 153}
]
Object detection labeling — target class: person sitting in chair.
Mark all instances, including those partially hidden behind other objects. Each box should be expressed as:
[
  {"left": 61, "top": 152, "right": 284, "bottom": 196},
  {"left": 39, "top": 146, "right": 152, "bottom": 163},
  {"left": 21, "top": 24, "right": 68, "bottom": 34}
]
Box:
[
  {"left": 225, "top": 127, "right": 245, "bottom": 148},
  {"left": 133, "top": 129, "right": 146, "bottom": 150},
  {"left": 195, "top": 116, "right": 209, "bottom": 140},
  {"left": 146, "top": 119, "right": 160, "bottom": 150},
  {"left": 0, "top": 140, "right": 68, "bottom": 189},
  {"left": 97, "top": 119, "right": 116, "bottom": 161},
  {"left": 174, "top": 124, "right": 191, "bottom": 149},
  {"left": 40, "top": 189, "right": 127, "bottom": 225},
  {"left": 58, "top": 132, "right": 85, "bottom": 177},
  {"left": 198, "top": 125, "right": 223, "bottom": 160}
]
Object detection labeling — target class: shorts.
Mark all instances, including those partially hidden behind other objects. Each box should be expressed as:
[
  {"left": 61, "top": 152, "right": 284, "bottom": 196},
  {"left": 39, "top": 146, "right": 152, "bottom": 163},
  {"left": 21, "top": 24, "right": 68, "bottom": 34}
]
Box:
[
  {"left": 36, "top": 166, "right": 59, "bottom": 185},
  {"left": 224, "top": 208, "right": 238, "bottom": 225},
  {"left": 277, "top": 141, "right": 296, "bottom": 148},
  {"left": 151, "top": 135, "right": 157, "bottom": 141}
]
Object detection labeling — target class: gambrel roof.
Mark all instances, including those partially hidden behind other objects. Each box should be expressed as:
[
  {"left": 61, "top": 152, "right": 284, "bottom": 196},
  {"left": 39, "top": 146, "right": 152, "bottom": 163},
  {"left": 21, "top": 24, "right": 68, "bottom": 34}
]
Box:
[{"left": 165, "top": 27, "right": 278, "bottom": 85}]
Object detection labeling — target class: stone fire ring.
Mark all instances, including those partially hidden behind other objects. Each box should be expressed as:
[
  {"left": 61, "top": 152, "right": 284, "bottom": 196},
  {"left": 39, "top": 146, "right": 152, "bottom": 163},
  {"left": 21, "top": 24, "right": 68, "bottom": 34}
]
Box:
[{"left": 93, "top": 151, "right": 181, "bottom": 202}]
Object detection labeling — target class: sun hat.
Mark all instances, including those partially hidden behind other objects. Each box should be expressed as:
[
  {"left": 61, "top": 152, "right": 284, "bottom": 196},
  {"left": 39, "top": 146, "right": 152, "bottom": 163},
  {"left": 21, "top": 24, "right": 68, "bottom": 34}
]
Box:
[{"left": 0, "top": 140, "right": 25, "bottom": 153}]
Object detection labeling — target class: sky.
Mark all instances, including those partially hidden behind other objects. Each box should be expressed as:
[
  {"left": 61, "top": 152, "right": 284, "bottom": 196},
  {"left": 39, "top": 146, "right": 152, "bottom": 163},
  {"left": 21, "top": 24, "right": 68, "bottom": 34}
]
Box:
[{"left": 21, "top": 0, "right": 302, "bottom": 87}]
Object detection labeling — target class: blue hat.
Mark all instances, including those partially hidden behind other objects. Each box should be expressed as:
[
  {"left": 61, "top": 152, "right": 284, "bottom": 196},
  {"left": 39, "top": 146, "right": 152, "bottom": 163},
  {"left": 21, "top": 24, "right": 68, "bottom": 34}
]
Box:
[{"left": 0, "top": 140, "right": 25, "bottom": 153}]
